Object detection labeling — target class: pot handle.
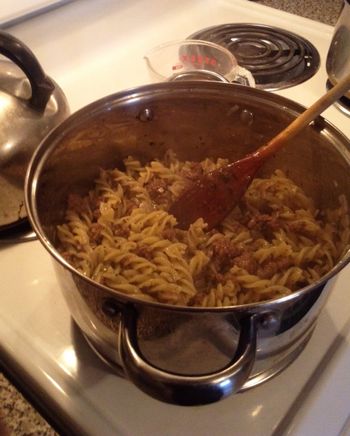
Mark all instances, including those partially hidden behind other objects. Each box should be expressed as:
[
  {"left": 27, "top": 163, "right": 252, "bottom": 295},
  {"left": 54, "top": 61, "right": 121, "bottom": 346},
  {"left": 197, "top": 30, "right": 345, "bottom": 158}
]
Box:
[
  {"left": 118, "top": 304, "right": 258, "bottom": 406},
  {"left": 0, "top": 31, "right": 55, "bottom": 112}
]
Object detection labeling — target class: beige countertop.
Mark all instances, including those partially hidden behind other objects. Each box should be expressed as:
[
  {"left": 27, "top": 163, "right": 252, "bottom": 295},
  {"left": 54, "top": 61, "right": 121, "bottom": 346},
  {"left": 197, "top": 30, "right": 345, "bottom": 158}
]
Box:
[
  {"left": 0, "top": 1, "right": 344, "bottom": 435},
  {"left": 255, "top": 0, "right": 343, "bottom": 25}
]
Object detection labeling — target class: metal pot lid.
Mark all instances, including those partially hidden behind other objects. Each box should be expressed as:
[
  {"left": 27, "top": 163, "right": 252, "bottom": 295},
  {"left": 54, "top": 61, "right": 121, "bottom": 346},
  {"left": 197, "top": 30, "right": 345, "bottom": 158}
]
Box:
[{"left": 0, "top": 30, "right": 70, "bottom": 233}]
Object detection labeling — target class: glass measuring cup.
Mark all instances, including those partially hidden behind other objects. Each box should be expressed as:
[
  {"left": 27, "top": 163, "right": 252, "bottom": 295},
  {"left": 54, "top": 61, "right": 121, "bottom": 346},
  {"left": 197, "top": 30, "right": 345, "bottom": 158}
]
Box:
[{"left": 144, "top": 39, "right": 255, "bottom": 86}]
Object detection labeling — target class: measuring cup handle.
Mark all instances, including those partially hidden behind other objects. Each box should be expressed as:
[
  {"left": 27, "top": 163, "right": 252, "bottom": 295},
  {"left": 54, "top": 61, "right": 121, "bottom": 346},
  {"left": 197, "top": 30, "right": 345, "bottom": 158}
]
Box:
[{"left": 232, "top": 66, "right": 256, "bottom": 87}]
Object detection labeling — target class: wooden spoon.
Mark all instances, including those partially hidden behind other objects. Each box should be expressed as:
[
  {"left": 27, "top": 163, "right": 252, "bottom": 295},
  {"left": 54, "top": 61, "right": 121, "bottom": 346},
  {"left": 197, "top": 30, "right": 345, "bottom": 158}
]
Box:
[{"left": 169, "top": 73, "right": 350, "bottom": 230}]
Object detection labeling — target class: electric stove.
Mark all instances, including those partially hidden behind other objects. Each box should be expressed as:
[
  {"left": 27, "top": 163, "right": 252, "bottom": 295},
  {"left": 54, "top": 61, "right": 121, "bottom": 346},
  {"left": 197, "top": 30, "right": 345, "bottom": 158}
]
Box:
[{"left": 0, "top": 1, "right": 349, "bottom": 435}]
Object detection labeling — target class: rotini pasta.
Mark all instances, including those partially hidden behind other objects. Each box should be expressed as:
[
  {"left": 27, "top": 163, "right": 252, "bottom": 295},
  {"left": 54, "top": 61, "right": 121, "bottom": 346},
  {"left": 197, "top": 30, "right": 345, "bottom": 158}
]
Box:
[{"left": 57, "top": 152, "right": 350, "bottom": 307}]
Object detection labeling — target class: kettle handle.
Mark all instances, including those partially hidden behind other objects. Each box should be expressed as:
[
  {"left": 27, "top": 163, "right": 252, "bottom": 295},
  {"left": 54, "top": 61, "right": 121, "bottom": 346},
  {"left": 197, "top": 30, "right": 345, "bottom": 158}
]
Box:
[
  {"left": 118, "top": 303, "right": 258, "bottom": 405},
  {"left": 0, "top": 31, "right": 55, "bottom": 112}
]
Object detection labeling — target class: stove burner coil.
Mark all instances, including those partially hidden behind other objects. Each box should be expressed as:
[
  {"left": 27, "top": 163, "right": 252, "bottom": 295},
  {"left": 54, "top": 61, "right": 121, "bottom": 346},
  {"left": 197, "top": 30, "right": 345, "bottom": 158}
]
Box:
[{"left": 189, "top": 24, "right": 320, "bottom": 90}]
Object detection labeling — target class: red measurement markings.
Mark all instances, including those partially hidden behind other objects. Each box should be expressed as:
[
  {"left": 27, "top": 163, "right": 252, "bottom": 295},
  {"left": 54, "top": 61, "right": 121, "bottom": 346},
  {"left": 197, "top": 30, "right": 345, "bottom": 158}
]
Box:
[{"left": 181, "top": 54, "right": 217, "bottom": 66}]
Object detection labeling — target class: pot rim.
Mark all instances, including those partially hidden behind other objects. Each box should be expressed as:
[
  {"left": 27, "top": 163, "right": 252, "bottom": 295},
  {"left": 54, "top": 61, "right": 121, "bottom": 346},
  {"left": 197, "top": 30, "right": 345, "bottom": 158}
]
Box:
[{"left": 25, "top": 81, "right": 350, "bottom": 313}]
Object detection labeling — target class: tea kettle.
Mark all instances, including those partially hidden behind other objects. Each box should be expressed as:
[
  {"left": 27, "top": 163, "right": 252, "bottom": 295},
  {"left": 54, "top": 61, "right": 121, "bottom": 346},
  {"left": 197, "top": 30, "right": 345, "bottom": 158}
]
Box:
[
  {"left": 326, "top": 0, "right": 350, "bottom": 99},
  {"left": 0, "top": 30, "right": 69, "bottom": 232}
]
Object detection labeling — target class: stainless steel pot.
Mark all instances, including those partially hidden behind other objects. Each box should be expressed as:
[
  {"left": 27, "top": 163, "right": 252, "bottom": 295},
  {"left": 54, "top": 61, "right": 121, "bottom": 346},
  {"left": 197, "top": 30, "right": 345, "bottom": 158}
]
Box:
[
  {"left": 326, "top": 0, "right": 350, "bottom": 99},
  {"left": 25, "top": 82, "right": 350, "bottom": 406},
  {"left": 0, "top": 31, "right": 69, "bottom": 232}
]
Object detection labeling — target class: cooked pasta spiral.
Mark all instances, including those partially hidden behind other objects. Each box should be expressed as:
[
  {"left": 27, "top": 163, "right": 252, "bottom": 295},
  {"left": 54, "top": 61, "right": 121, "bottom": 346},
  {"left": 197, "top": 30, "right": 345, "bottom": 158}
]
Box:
[{"left": 57, "top": 152, "right": 349, "bottom": 307}]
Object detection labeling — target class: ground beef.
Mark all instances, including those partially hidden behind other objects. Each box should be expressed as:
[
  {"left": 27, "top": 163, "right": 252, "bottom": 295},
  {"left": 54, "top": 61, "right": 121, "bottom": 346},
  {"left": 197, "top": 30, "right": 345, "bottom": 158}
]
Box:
[
  {"left": 88, "top": 223, "right": 104, "bottom": 245},
  {"left": 247, "top": 214, "right": 280, "bottom": 232},
  {"left": 257, "top": 257, "right": 292, "bottom": 279},
  {"left": 246, "top": 213, "right": 280, "bottom": 240},
  {"left": 125, "top": 199, "right": 137, "bottom": 214},
  {"left": 210, "top": 237, "right": 243, "bottom": 273},
  {"left": 162, "top": 227, "right": 176, "bottom": 241},
  {"left": 112, "top": 222, "right": 130, "bottom": 238},
  {"left": 90, "top": 194, "right": 103, "bottom": 219},
  {"left": 134, "top": 245, "right": 153, "bottom": 261},
  {"left": 145, "top": 177, "right": 169, "bottom": 202},
  {"left": 232, "top": 252, "right": 258, "bottom": 275},
  {"left": 205, "top": 269, "right": 225, "bottom": 284}
]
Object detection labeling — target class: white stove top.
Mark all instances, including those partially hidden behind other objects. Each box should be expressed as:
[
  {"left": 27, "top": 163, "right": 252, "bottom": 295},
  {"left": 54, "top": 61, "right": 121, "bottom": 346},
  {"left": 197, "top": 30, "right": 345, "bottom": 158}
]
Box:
[{"left": 1, "top": 1, "right": 350, "bottom": 435}]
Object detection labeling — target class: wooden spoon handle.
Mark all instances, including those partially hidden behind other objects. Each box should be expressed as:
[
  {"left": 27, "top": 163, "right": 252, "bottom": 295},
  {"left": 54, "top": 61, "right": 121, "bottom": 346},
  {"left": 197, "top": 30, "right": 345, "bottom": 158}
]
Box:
[{"left": 256, "top": 72, "right": 350, "bottom": 160}]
